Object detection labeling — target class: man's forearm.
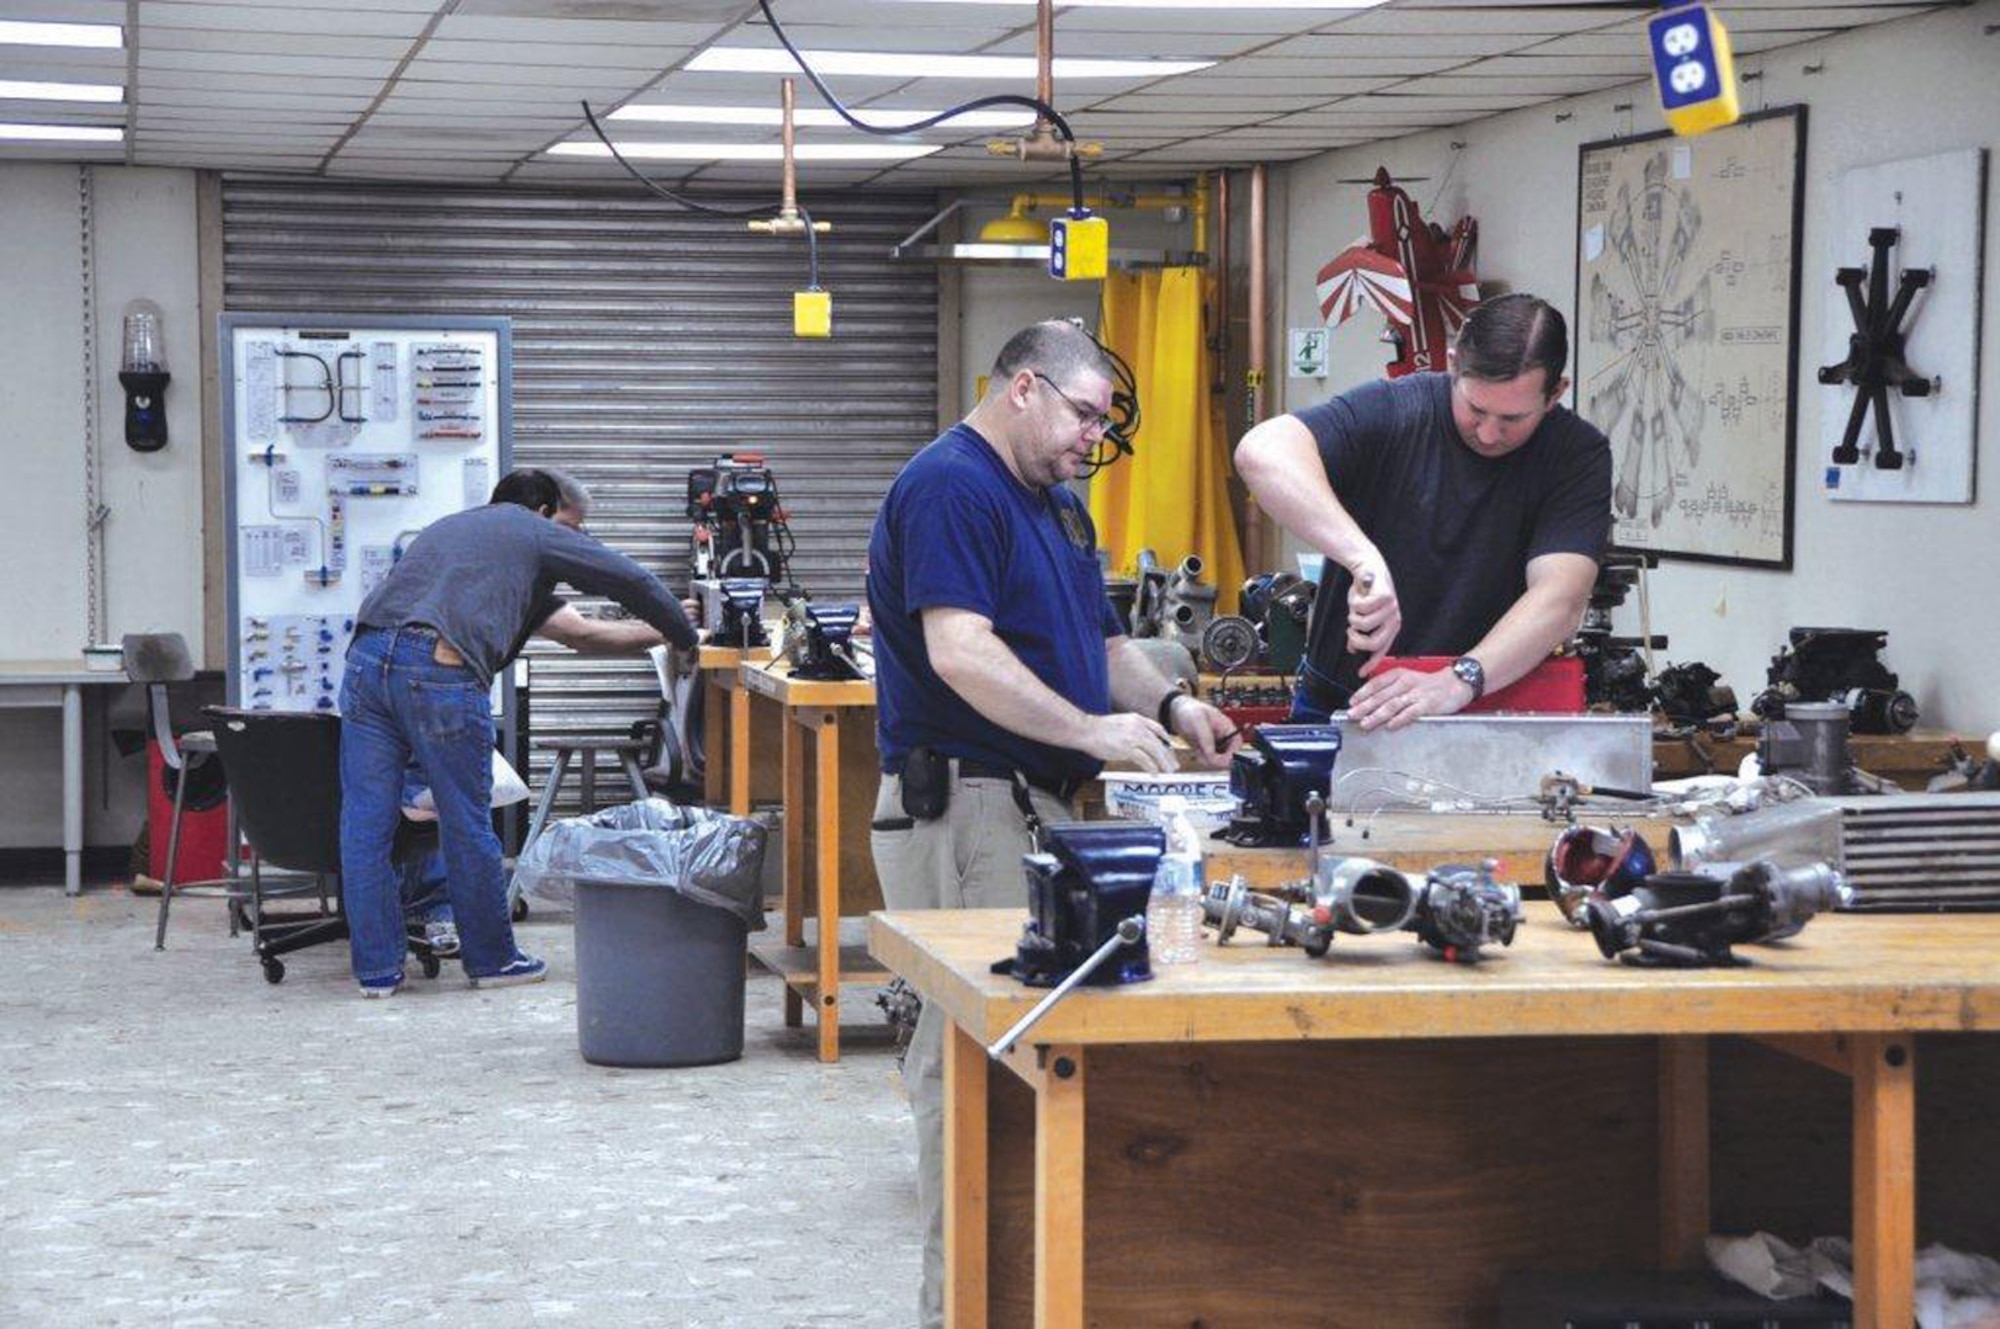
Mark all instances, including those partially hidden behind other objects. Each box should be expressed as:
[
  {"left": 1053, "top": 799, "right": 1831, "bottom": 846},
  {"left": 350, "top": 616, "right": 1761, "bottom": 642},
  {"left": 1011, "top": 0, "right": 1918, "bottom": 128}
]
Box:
[
  {"left": 936, "top": 627, "right": 1096, "bottom": 751},
  {"left": 1464, "top": 583, "right": 1589, "bottom": 692},
  {"left": 566, "top": 619, "right": 667, "bottom": 655},
  {"left": 1106, "top": 638, "right": 1179, "bottom": 715},
  {"left": 1235, "top": 417, "right": 1374, "bottom": 568}
]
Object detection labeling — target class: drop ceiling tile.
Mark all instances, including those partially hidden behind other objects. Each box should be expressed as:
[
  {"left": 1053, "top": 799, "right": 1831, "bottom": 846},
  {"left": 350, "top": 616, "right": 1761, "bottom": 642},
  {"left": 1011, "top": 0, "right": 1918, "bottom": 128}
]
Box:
[
  {"left": 139, "top": 3, "right": 432, "bottom": 39},
  {"left": 11, "top": 0, "right": 126, "bottom": 20},
  {"left": 1318, "top": 6, "right": 1633, "bottom": 36},
  {"left": 0, "top": 103, "right": 127, "bottom": 124},
  {"left": 141, "top": 86, "right": 375, "bottom": 109},
  {"left": 1257, "top": 32, "right": 1541, "bottom": 59},
  {"left": 708, "top": 23, "right": 1021, "bottom": 53},
  {"left": 0, "top": 52, "right": 126, "bottom": 80},
  {"left": 140, "top": 27, "right": 413, "bottom": 57},
  {"left": 138, "top": 49, "right": 400, "bottom": 78},
  {"left": 1451, "top": 52, "right": 1654, "bottom": 77},
  {"left": 138, "top": 67, "right": 385, "bottom": 94},
  {"left": 431, "top": 15, "right": 731, "bottom": 46},
  {"left": 1136, "top": 72, "right": 1400, "bottom": 96},
  {"left": 1220, "top": 53, "right": 1489, "bottom": 78},
  {"left": 1397, "top": 72, "right": 1639, "bottom": 97},
  {"left": 417, "top": 38, "right": 692, "bottom": 70},
  {"left": 979, "top": 29, "right": 1276, "bottom": 58}
]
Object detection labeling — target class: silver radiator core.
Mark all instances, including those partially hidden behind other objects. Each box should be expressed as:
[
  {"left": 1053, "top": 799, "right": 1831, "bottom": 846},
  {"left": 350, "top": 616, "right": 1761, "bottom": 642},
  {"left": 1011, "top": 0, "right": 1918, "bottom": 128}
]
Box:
[{"left": 1829, "top": 792, "right": 2000, "bottom": 910}]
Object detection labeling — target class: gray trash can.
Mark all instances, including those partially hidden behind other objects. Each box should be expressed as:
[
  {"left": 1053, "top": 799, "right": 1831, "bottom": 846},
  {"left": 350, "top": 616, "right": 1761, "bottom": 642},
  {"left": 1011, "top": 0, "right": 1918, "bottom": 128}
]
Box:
[
  {"left": 575, "top": 876, "right": 747, "bottom": 1067},
  {"left": 511, "top": 798, "right": 768, "bottom": 1069}
]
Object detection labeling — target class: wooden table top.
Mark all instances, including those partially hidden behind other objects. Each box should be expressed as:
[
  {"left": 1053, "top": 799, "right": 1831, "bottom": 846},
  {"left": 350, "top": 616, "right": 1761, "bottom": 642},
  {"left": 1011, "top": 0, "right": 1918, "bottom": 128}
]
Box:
[
  {"left": 1203, "top": 811, "right": 1679, "bottom": 883},
  {"left": 870, "top": 907, "right": 2000, "bottom": 1049},
  {"left": 0, "top": 660, "right": 130, "bottom": 685},
  {"left": 697, "top": 641, "right": 776, "bottom": 671},
  {"left": 740, "top": 659, "right": 877, "bottom": 708}
]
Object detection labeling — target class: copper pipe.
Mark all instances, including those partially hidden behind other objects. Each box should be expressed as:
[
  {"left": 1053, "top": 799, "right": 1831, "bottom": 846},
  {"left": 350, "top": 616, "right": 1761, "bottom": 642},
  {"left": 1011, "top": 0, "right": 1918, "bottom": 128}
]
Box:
[
  {"left": 780, "top": 77, "right": 797, "bottom": 219},
  {"left": 1214, "top": 170, "right": 1231, "bottom": 395},
  {"left": 1246, "top": 163, "right": 1270, "bottom": 569},
  {"left": 1036, "top": 0, "right": 1055, "bottom": 125}
]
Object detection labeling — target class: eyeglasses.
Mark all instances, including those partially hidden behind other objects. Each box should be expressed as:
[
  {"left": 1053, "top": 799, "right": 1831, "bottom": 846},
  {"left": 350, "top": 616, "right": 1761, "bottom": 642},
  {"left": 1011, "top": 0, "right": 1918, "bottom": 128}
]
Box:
[{"left": 1033, "top": 372, "right": 1112, "bottom": 435}]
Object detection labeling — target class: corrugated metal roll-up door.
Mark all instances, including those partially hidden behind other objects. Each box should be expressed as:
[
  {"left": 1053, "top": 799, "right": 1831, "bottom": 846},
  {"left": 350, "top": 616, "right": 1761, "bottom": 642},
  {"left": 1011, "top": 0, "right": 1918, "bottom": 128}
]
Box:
[{"left": 221, "top": 177, "right": 939, "bottom": 814}]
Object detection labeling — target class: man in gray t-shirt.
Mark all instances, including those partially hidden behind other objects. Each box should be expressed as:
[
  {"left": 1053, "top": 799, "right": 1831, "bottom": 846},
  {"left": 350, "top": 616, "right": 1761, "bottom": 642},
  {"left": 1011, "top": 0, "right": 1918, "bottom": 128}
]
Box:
[
  {"left": 339, "top": 468, "right": 697, "bottom": 997},
  {"left": 1236, "top": 294, "right": 1611, "bottom": 732}
]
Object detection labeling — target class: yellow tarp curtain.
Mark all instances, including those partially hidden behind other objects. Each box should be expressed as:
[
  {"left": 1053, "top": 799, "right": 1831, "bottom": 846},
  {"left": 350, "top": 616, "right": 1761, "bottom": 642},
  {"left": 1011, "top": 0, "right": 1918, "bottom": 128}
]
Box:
[{"left": 1089, "top": 266, "right": 1244, "bottom": 615}]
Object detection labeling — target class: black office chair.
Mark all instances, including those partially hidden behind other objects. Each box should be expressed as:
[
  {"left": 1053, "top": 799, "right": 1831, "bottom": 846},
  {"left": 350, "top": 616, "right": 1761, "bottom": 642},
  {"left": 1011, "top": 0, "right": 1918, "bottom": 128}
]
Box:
[{"left": 203, "top": 707, "right": 443, "bottom": 986}]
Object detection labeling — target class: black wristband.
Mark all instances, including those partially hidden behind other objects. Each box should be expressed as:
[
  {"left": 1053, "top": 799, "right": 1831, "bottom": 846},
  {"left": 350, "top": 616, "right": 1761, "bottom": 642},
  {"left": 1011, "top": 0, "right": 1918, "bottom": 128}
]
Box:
[{"left": 1156, "top": 689, "right": 1185, "bottom": 729}]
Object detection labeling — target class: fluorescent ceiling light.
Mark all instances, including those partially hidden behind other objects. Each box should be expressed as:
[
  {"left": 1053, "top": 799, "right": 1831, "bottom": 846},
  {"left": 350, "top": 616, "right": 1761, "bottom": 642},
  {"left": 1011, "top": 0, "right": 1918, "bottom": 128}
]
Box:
[
  {"left": 687, "top": 48, "right": 1212, "bottom": 79},
  {"left": 892, "top": 0, "right": 1383, "bottom": 6},
  {"left": 611, "top": 103, "right": 1034, "bottom": 129},
  {"left": 548, "top": 140, "right": 941, "bottom": 161},
  {"left": 0, "top": 122, "right": 123, "bottom": 142},
  {"left": 0, "top": 19, "right": 123, "bottom": 49},
  {"left": 0, "top": 79, "right": 123, "bottom": 103}
]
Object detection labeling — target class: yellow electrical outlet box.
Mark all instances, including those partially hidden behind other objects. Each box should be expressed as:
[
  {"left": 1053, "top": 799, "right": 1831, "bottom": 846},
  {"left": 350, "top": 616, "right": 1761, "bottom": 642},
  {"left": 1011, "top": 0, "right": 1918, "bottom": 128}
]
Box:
[
  {"left": 1649, "top": 4, "right": 1740, "bottom": 137},
  {"left": 793, "top": 289, "right": 831, "bottom": 339},
  {"left": 1048, "top": 213, "right": 1108, "bottom": 282}
]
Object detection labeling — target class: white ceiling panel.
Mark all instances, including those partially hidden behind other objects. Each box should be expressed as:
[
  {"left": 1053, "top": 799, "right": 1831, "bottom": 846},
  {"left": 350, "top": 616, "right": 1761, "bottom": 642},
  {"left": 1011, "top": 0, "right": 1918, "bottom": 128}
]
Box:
[
  {"left": 416, "top": 39, "right": 693, "bottom": 70},
  {"left": 1318, "top": 6, "right": 1632, "bottom": 36},
  {"left": 139, "top": 27, "right": 414, "bottom": 58},
  {"left": 980, "top": 29, "right": 1279, "bottom": 58},
  {"left": 0, "top": 0, "right": 1953, "bottom": 185},
  {"left": 139, "top": 3, "right": 433, "bottom": 39},
  {"left": 431, "top": 16, "right": 735, "bottom": 45},
  {"left": 138, "top": 50, "right": 402, "bottom": 78},
  {"left": 1256, "top": 31, "right": 1539, "bottom": 59}
]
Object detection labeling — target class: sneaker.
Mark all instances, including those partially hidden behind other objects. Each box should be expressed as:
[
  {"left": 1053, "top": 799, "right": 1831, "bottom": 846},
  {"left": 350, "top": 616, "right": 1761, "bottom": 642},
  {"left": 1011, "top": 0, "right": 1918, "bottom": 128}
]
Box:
[
  {"left": 470, "top": 953, "right": 547, "bottom": 989},
  {"left": 423, "top": 919, "right": 461, "bottom": 958},
  {"left": 359, "top": 974, "right": 403, "bottom": 999}
]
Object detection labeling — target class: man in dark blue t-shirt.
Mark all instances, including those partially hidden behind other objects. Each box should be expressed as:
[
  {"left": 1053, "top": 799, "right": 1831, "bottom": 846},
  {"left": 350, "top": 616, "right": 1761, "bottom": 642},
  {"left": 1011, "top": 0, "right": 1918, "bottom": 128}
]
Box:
[
  {"left": 867, "top": 319, "right": 1237, "bottom": 1329},
  {"left": 1236, "top": 294, "right": 1611, "bottom": 731}
]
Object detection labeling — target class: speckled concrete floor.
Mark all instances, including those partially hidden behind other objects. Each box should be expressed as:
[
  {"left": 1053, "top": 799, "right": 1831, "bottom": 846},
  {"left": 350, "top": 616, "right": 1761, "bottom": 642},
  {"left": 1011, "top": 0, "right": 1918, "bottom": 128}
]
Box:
[{"left": 0, "top": 886, "right": 920, "bottom": 1328}]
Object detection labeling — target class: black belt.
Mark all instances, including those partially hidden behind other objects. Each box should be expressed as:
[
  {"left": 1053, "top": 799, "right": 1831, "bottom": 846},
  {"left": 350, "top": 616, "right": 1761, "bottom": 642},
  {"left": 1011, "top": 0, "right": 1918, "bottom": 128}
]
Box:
[{"left": 958, "top": 760, "right": 1083, "bottom": 803}]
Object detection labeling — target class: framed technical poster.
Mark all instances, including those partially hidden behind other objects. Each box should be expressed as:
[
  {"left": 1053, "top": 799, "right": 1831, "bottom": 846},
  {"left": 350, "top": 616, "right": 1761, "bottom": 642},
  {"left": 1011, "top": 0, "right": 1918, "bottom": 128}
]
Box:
[
  {"left": 220, "top": 314, "right": 511, "bottom": 712},
  {"left": 1575, "top": 105, "right": 1807, "bottom": 569}
]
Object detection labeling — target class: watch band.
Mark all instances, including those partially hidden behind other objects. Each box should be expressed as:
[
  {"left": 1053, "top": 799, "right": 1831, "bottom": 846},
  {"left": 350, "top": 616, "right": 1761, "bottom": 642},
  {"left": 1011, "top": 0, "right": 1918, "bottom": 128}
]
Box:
[{"left": 1156, "top": 689, "right": 1185, "bottom": 729}]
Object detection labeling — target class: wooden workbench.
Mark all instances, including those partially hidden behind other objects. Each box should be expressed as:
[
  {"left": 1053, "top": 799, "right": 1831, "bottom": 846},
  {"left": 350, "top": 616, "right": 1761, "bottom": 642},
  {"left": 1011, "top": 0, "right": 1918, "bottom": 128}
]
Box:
[
  {"left": 740, "top": 659, "right": 888, "bottom": 1062},
  {"left": 871, "top": 905, "right": 2000, "bottom": 1327},
  {"left": 697, "top": 641, "right": 780, "bottom": 814},
  {"left": 1204, "top": 811, "right": 1680, "bottom": 889},
  {"left": 1652, "top": 726, "right": 1963, "bottom": 791}
]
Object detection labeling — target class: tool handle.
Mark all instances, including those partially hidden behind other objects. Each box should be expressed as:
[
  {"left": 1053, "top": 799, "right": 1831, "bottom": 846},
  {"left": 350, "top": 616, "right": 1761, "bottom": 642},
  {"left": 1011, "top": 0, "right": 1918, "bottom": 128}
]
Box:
[{"left": 987, "top": 916, "right": 1144, "bottom": 1059}]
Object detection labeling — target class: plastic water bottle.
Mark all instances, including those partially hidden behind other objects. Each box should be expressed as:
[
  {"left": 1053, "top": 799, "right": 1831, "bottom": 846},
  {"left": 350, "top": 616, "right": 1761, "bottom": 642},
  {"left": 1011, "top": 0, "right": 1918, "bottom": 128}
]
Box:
[{"left": 1147, "top": 795, "right": 1206, "bottom": 966}]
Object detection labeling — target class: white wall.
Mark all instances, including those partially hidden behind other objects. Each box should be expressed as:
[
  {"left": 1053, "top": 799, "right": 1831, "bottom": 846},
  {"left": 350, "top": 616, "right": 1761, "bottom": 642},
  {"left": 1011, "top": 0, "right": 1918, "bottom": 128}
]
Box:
[
  {"left": 1273, "top": 0, "right": 2000, "bottom": 733},
  {"left": 0, "top": 163, "right": 206, "bottom": 852}
]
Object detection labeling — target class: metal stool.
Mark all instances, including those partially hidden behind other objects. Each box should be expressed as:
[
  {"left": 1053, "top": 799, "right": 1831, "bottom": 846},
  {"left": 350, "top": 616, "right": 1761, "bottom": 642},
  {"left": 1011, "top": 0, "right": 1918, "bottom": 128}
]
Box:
[{"left": 519, "top": 735, "right": 652, "bottom": 853}]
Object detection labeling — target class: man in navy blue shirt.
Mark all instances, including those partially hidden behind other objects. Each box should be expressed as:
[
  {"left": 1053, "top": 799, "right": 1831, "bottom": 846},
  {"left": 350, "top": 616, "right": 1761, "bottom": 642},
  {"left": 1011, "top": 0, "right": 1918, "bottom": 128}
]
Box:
[
  {"left": 1235, "top": 294, "right": 1611, "bottom": 732},
  {"left": 868, "top": 320, "right": 1237, "bottom": 1328}
]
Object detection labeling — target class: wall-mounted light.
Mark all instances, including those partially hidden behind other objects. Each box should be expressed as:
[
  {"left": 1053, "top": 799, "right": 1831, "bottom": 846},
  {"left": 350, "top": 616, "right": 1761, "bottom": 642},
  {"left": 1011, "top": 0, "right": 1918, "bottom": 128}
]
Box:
[{"left": 119, "top": 301, "right": 170, "bottom": 452}]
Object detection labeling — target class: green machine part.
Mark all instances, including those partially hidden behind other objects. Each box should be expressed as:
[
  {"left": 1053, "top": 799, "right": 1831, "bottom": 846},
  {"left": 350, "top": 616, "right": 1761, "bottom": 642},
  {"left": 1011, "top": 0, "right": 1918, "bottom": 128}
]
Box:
[{"left": 1265, "top": 581, "right": 1316, "bottom": 675}]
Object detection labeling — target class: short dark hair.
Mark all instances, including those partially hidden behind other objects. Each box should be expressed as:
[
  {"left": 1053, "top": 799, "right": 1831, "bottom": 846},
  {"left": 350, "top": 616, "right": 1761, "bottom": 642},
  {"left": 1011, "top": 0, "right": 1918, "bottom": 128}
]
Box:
[
  {"left": 991, "top": 320, "right": 1114, "bottom": 395},
  {"left": 1452, "top": 294, "right": 1568, "bottom": 396},
  {"left": 489, "top": 468, "right": 563, "bottom": 514}
]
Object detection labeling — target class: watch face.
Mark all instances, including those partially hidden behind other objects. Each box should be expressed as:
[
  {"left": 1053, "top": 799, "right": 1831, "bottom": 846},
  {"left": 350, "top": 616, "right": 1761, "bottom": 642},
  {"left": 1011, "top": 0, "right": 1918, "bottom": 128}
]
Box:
[{"left": 1453, "top": 658, "right": 1483, "bottom": 690}]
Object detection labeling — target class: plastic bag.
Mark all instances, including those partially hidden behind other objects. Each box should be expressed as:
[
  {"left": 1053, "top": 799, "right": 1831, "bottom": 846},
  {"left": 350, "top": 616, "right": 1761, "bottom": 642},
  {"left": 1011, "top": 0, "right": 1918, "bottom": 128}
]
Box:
[
  {"left": 511, "top": 797, "right": 767, "bottom": 929},
  {"left": 404, "top": 750, "right": 532, "bottom": 821}
]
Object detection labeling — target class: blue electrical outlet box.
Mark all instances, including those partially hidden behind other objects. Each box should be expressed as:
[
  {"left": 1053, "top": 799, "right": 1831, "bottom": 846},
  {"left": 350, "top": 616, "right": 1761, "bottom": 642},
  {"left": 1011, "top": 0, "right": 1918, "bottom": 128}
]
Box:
[{"left": 1649, "top": 4, "right": 1740, "bottom": 137}]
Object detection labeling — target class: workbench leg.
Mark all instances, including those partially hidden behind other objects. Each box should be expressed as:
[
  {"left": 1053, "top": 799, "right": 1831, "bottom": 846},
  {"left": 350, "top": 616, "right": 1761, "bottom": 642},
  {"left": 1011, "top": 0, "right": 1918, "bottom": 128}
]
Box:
[
  {"left": 63, "top": 683, "right": 82, "bottom": 897},
  {"left": 945, "top": 1020, "right": 989, "bottom": 1329},
  {"left": 1035, "top": 1045, "right": 1086, "bottom": 1329},
  {"left": 730, "top": 683, "right": 752, "bottom": 817},
  {"left": 1851, "top": 1033, "right": 1915, "bottom": 1329},
  {"left": 814, "top": 710, "right": 841, "bottom": 1064},
  {"left": 703, "top": 674, "right": 726, "bottom": 807},
  {"left": 1658, "top": 1035, "right": 1711, "bottom": 1270},
  {"left": 782, "top": 706, "right": 805, "bottom": 1028}
]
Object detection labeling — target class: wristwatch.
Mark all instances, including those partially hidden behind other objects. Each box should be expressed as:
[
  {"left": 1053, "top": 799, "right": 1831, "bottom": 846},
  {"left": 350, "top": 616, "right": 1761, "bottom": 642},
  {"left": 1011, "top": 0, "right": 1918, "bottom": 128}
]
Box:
[
  {"left": 1156, "top": 689, "right": 1187, "bottom": 729},
  {"left": 1450, "top": 655, "right": 1486, "bottom": 701}
]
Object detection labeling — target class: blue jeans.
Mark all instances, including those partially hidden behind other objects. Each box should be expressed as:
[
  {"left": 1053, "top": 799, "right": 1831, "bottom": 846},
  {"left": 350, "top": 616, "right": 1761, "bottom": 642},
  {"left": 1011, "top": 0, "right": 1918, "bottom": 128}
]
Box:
[
  {"left": 397, "top": 766, "right": 452, "bottom": 925},
  {"left": 339, "top": 626, "right": 518, "bottom": 982},
  {"left": 1287, "top": 659, "right": 1354, "bottom": 724}
]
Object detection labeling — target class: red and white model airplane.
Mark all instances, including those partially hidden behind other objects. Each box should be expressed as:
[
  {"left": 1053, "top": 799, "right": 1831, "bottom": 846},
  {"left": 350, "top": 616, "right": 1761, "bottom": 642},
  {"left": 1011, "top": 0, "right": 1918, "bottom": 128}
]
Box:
[{"left": 1315, "top": 167, "right": 1481, "bottom": 379}]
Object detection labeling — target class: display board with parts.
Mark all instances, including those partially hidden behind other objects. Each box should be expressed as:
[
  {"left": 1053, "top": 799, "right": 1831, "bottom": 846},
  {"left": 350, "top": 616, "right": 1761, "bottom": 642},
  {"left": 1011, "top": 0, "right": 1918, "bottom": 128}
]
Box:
[{"left": 222, "top": 317, "right": 512, "bottom": 712}]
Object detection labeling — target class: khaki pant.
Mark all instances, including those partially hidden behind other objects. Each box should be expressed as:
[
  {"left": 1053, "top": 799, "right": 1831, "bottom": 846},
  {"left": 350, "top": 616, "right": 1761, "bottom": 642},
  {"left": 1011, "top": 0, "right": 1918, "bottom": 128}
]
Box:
[{"left": 871, "top": 769, "right": 1073, "bottom": 1329}]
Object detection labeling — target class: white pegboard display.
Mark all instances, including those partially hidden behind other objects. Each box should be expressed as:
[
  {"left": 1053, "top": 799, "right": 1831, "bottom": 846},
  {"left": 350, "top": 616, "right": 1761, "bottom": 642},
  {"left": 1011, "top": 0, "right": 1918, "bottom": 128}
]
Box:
[{"left": 222, "top": 317, "right": 511, "bottom": 711}]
